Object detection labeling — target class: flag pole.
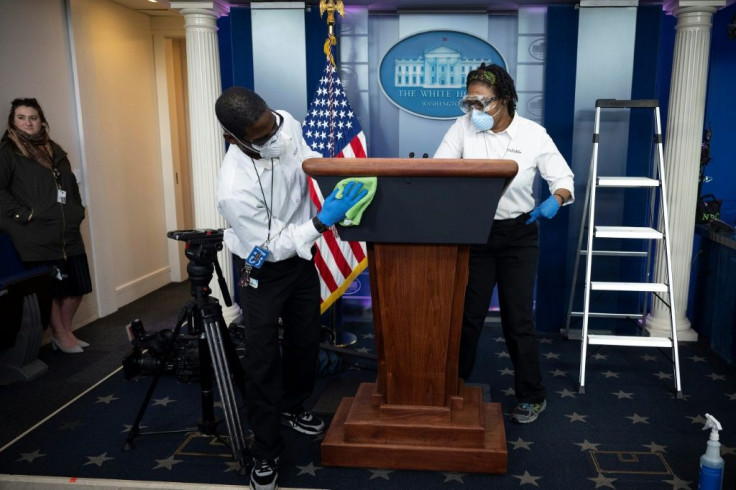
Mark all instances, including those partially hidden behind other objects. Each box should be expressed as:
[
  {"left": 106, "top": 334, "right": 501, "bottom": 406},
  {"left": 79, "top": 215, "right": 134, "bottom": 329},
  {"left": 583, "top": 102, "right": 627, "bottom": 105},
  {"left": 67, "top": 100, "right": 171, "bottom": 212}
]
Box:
[
  {"left": 320, "top": 0, "right": 344, "bottom": 68},
  {"left": 315, "top": 0, "right": 364, "bottom": 352}
]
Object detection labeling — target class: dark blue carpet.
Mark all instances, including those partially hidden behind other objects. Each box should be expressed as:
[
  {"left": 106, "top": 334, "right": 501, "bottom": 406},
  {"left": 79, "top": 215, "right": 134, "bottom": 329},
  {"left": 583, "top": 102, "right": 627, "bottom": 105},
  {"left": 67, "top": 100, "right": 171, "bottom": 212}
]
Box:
[{"left": 1, "top": 318, "right": 735, "bottom": 489}]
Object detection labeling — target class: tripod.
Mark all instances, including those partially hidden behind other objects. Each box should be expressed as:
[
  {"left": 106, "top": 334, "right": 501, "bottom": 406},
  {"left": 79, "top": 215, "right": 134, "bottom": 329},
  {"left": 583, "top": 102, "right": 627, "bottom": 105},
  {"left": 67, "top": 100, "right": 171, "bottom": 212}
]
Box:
[{"left": 123, "top": 232, "right": 249, "bottom": 474}]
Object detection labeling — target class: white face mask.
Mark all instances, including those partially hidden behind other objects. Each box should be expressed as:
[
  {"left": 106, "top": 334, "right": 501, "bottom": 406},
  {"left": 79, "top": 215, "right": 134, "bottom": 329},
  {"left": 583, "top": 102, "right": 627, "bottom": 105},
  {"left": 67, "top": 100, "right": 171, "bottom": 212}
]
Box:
[{"left": 253, "top": 132, "right": 285, "bottom": 159}]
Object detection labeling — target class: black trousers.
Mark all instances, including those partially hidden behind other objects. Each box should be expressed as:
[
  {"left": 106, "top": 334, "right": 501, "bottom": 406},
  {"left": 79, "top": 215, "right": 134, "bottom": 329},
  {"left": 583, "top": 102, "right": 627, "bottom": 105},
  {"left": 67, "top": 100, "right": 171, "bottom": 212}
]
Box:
[
  {"left": 458, "top": 214, "right": 546, "bottom": 404},
  {"left": 236, "top": 254, "right": 322, "bottom": 460}
]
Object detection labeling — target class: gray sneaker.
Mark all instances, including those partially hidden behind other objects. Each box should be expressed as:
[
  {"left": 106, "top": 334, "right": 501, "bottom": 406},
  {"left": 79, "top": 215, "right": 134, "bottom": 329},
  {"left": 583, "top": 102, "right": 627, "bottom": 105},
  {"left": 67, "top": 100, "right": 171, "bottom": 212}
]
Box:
[
  {"left": 510, "top": 400, "right": 547, "bottom": 424},
  {"left": 250, "top": 457, "right": 278, "bottom": 490}
]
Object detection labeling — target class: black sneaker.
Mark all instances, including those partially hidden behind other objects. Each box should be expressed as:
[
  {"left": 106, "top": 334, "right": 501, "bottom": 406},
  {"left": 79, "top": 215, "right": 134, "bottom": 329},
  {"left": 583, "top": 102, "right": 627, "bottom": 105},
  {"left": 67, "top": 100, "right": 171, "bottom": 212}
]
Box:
[
  {"left": 250, "top": 457, "right": 278, "bottom": 490},
  {"left": 281, "top": 410, "right": 326, "bottom": 435},
  {"left": 510, "top": 400, "right": 547, "bottom": 424}
]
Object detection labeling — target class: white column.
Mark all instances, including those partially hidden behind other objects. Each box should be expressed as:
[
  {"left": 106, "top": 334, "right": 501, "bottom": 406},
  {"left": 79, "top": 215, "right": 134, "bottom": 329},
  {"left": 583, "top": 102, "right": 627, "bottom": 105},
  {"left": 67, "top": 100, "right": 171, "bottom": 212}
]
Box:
[
  {"left": 645, "top": 1, "right": 724, "bottom": 341},
  {"left": 171, "top": 1, "right": 240, "bottom": 324}
]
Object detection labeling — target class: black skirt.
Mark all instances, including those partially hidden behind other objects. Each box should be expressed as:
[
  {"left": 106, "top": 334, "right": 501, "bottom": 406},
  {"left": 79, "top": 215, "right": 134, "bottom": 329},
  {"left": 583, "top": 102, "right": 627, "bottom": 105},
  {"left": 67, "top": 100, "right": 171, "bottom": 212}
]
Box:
[{"left": 23, "top": 253, "right": 93, "bottom": 299}]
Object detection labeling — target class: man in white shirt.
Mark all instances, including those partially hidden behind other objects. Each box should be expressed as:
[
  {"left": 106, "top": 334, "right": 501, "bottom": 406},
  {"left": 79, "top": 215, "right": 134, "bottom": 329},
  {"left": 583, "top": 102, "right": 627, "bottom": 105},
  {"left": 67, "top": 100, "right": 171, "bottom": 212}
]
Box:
[
  {"left": 215, "top": 86, "right": 365, "bottom": 490},
  {"left": 434, "top": 63, "right": 574, "bottom": 425}
]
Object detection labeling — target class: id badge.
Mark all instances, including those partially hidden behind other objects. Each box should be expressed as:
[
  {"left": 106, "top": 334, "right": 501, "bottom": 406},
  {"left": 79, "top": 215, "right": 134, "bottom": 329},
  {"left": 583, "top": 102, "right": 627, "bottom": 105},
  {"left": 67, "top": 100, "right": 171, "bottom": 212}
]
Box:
[
  {"left": 246, "top": 246, "right": 269, "bottom": 269},
  {"left": 57, "top": 189, "right": 67, "bottom": 204}
]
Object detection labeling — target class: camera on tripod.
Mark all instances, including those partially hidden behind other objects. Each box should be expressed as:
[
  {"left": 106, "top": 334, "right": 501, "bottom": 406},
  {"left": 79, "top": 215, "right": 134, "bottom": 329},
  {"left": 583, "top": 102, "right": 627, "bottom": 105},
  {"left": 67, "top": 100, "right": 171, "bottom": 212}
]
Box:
[{"left": 121, "top": 319, "right": 199, "bottom": 382}]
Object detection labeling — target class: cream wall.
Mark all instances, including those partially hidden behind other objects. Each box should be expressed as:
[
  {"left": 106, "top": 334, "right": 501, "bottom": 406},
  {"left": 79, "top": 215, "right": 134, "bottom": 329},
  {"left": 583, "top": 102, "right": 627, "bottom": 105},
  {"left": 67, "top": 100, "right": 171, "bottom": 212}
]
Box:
[
  {"left": 0, "top": 0, "right": 176, "bottom": 326},
  {"left": 69, "top": 0, "right": 170, "bottom": 315}
]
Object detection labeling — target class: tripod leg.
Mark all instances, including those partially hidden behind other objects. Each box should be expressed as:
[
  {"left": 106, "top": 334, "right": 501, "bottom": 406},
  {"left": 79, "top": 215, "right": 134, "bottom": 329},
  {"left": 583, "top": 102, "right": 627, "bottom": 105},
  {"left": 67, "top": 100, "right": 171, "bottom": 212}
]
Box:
[
  {"left": 197, "top": 333, "right": 217, "bottom": 434},
  {"left": 201, "top": 304, "right": 250, "bottom": 474},
  {"left": 124, "top": 310, "right": 188, "bottom": 450}
]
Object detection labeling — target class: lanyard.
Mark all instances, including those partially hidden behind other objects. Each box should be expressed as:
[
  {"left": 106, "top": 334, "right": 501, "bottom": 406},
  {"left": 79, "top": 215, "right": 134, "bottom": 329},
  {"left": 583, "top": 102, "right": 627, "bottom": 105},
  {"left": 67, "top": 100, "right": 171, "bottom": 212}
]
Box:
[{"left": 252, "top": 158, "right": 274, "bottom": 244}]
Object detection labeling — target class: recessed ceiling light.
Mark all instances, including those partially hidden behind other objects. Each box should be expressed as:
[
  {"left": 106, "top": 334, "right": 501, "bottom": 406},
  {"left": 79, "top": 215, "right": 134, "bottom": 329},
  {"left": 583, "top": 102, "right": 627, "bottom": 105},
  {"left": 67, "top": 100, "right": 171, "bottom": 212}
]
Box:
[{"left": 147, "top": 0, "right": 158, "bottom": 3}]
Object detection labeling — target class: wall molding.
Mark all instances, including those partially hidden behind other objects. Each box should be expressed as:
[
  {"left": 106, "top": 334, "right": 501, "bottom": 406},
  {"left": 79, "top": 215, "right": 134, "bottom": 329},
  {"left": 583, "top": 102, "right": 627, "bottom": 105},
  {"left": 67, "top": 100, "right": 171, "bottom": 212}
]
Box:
[{"left": 115, "top": 267, "right": 172, "bottom": 309}]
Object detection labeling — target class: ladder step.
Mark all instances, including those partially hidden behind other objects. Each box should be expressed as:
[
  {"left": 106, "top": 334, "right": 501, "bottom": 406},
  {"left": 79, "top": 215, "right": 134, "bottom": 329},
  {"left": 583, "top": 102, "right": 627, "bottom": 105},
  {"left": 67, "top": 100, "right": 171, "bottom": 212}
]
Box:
[
  {"left": 591, "top": 281, "right": 669, "bottom": 292},
  {"left": 597, "top": 177, "right": 659, "bottom": 187},
  {"left": 587, "top": 334, "right": 673, "bottom": 348},
  {"left": 571, "top": 311, "right": 644, "bottom": 319},
  {"left": 594, "top": 226, "right": 663, "bottom": 239},
  {"left": 580, "top": 250, "right": 648, "bottom": 257}
]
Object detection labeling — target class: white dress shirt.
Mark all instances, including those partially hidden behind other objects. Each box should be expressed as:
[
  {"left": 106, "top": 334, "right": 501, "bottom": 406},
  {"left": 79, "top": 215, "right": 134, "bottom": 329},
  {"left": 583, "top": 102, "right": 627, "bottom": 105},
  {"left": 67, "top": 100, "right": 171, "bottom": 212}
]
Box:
[
  {"left": 216, "top": 110, "right": 323, "bottom": 262},
  {"left": 434, "top": 113, "right": 575, "bottom": 220}
]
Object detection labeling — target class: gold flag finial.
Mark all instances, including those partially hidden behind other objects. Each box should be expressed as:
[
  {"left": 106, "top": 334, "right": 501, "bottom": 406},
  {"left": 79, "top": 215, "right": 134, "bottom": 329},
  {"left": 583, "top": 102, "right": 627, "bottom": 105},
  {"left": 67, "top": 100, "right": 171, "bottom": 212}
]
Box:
[{"left": 320, "top": 0, "right": 344, "bottom": 66}]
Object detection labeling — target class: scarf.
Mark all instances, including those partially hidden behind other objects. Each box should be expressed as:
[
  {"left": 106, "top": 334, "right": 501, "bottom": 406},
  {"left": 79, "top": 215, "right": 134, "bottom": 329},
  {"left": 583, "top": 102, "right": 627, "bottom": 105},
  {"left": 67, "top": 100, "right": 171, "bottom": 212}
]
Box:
[{"left": 6, "top": 125, "right": 54, "bottom": 171}]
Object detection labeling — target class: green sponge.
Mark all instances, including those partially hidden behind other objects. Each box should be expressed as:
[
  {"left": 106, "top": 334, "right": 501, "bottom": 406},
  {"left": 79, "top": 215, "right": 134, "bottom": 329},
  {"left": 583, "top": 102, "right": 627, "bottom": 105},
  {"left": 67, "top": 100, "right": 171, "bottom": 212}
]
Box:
[{"left": 335, "top": 177, "right": 377, "bottom": 226}]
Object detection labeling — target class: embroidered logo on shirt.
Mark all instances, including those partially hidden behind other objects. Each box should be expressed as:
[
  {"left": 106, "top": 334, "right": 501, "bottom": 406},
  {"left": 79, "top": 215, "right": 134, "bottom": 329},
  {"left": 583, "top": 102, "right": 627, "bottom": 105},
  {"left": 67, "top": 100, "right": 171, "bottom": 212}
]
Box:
[{"left": 508, "top": 148, "right": 522, "bottom": 154}]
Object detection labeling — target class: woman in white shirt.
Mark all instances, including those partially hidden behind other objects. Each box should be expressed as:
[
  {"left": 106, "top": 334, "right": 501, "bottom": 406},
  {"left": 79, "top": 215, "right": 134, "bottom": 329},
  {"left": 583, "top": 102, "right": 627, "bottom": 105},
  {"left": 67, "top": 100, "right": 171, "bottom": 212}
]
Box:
[{"left": 434, "top": 63, "right": 574, "bottom": 425}]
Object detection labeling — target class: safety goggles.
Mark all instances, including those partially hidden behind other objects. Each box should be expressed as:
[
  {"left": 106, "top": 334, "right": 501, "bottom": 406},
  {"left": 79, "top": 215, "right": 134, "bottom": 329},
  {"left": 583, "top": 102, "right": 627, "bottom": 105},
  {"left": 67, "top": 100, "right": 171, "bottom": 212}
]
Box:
[
  {"left": 459, "top": 95, "right": 499, "bottom": 114},
  {"left": 245, "top": 111, "right": 284, "bottom": 147}
]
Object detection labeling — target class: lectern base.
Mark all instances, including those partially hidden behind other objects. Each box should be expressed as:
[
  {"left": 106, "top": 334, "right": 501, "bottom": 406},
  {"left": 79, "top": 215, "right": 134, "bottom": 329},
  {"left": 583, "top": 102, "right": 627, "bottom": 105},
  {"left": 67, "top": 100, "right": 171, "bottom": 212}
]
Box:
[{"left": 321, "top": 383, "right": 507, "bottom": 474}]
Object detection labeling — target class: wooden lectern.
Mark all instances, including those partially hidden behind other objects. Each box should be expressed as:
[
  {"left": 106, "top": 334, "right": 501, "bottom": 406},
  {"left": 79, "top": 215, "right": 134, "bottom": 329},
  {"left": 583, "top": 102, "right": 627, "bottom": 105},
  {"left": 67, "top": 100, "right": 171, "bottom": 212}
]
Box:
[{"left": 303, "top": 158, "right": 518, "bottom": 474}]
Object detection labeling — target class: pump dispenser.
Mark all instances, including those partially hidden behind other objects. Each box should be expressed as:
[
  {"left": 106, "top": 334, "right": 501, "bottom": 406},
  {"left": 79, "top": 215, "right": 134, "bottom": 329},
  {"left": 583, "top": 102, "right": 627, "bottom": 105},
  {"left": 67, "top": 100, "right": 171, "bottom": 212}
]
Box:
[{"left": 699, "top": 413, "right": 724, "bottom": 490}]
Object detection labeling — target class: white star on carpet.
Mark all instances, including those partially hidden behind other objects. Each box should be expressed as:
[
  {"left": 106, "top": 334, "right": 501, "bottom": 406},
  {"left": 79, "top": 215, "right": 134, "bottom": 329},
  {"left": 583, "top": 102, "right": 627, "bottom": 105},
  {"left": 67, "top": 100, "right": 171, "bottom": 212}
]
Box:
[
  {"left": 495, "top": 336, "right": 505, "bottom": 343},
  {"left": 688, "top": 355, "right": 706, "bottom": 363},
  {"left": 513, "top": 470, "right": 542, "bottom": 486},
  {"left": 355, "top": 347, "right": 371, "bottom": 354},
  {"left": 497, "top": 367, "right": 514, "bottom": 376},
  {"left": 549, "top": 368, "right": 567, "bottom": 377},
  {"left": 508, "top": 437, "right": 534, "bottom": 450},
  {"left": 362, "top": 333, "right": 375, "bottom": 339},
  {"left": 502, "top": 387, "right": 516, "bottom": 396},
  {"left": 627, "top": 413, "right": 649, "bottom": 424},
  {"left": 152, "top": 396, "right": 176, "bottom": 407},
  {"left": 153, "top": 454, "right": 183, "bottom": 470},
  {"left": 574, "top": 439, "right": 600, "bottom": 451},
  {"left": 556, "top": 388, "right": 577, "bottom": 398},
  {"left": 601, "top": 370, "right": 619, "bottom": 378},
  {"left": 706, "top": 372, "right": 726, "bottom": 381},
  {"left": 640, "top": 354, "right": 658, "bottom": 361},
  {"left": 670, "top": 392, "right": 691, "bottom": 401},
  {"left": 662, "top": 474, "right": 692, "bottom": 489},
  {"left": 653, "top": 371, "right": 673, "bottom": 380},
  {"left": 543, "top": 352, "right": 560, "bottom": 360},
  {"left": 16, "top": 449, "right": 45, "bottom": 463},
  {"left": 442, "top": 472, "right": 466, "bottom": 483},
  {"left": 121, "top": 423, "right": 148, "bottom": 433},
  {"left": 95, "top": 394, "right": 119, "bottom": 404},
  {"left": 368, "top": 468, "right": 392, "bottom": 480},
  {"left": 592, "top": 353, "right": 608, "bottom": 360},
  {"left": 297, "top": 462, "right": 322, "bottom": 476},
  {"left": 643, "top": 441, "right": 668, "bottom": 453},
  {"left": 612, "top": 390, "right": 633, "bottom": 399},
  {"left": 224, "top": 461, "right": 241, "bottom": 473},
  {"left": 725, "top": 392, "right": 736, "bottom": 401},
  {"left": 588, "top": 472, "right": 617, "bottom": 488},
  {"left": 84, "top": 452, "right": 114, "bottom": 467},
  {"left": 59, "top": 420, "right": 84, "bottom": 431},
  {"left": 495, "top": 351, "right": 510, "bottom": 358},
  {"left": 688, "top": 414, "right": 707, "bottom": 425},
  {"left": 538, "top": 338, "right": 553, "bottom": 344},
  {"left": 565, "top": 412, "right": 588, "bottom": 423}
]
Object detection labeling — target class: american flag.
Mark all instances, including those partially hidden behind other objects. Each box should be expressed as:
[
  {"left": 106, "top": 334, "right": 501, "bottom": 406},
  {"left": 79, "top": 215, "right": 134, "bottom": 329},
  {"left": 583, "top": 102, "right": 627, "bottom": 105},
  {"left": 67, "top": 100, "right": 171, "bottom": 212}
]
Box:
[{"left": 303, "top": 57, "right": 368, "bottom": 313}]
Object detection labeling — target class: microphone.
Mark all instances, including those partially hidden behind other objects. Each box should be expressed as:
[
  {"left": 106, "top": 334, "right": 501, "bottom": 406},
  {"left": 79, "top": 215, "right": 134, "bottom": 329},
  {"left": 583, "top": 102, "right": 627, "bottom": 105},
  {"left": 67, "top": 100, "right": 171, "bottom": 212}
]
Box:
[
  {"left": 422, "top": 153, "right": 429, "bottom": 158},
  {"left": 409, "top": 152, "right": 415, "bottom": 158}
]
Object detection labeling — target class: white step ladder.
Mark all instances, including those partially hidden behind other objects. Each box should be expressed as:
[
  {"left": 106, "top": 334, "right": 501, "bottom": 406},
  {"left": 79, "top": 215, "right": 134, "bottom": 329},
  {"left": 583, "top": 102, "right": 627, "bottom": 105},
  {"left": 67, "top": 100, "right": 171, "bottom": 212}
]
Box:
[{"left": 564, "top": 99, "right": 682, "bottom": 399}]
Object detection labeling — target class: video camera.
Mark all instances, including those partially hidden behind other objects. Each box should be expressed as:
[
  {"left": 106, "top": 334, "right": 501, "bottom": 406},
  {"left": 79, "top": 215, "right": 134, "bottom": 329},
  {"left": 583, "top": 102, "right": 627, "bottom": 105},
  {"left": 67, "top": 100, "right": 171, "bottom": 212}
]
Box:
[{"left": 121, "top": 319, "right": 199, "bottom": 382}]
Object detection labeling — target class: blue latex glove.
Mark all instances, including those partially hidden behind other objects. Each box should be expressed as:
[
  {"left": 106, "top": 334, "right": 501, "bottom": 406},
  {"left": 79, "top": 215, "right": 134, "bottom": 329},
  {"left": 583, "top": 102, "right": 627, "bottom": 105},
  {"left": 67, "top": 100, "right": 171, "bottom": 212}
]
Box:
[
  {"left": 317, "top": 180, "right": 368, "bottom": 227},
  {"left": 526, "top": 195, "right": 561, "bottom": 224}
]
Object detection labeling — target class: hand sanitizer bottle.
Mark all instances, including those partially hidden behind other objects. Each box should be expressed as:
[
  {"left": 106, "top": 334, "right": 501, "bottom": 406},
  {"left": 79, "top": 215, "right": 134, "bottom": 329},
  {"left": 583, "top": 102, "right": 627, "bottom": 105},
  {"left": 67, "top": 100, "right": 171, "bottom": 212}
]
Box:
[{"left": 699, "top": 413, "right": 724, "bottom": 490}]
